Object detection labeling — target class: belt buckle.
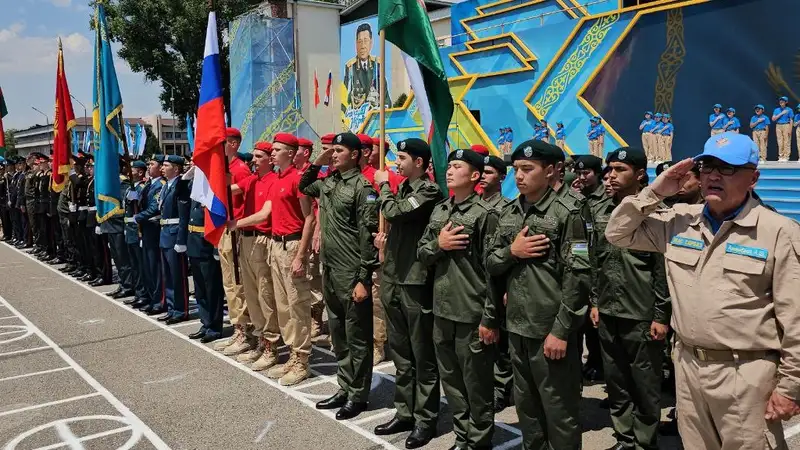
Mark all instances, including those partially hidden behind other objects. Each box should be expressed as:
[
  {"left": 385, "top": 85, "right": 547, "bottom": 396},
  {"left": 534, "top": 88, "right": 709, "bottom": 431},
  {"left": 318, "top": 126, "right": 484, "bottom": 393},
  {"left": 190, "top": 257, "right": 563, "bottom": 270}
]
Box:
[{"left": 694, "top": 348, "right": 708, "bottom": 361}]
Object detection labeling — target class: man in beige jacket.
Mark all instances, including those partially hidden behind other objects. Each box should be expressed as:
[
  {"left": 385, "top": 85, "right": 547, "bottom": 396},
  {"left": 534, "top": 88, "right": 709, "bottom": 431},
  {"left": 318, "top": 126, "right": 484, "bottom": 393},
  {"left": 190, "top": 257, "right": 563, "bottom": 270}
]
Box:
[{"left": 605, "top": 132, "right": 800, "bottom": 450}]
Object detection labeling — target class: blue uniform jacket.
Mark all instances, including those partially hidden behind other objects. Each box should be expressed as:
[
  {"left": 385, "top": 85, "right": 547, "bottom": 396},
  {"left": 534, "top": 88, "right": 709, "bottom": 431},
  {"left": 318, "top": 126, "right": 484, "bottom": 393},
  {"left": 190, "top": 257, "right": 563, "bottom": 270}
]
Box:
[
  {"left": 641, "top": 119, "right": 656, "bottom": 133},
  {"left": 158, "top": 177, "right": 190, "bottom": 249},
  {"left": 135, "top": 177, "right": 165, "bottom": 242},
  {"left": 750, "top": 114, "right": 770, "bottom": 130},
  {"left": 660, "top": 123, "right": 674, "bottom": 136},
  {"left": 773, "top": 107, "right": 792, "bottom": 124},
  {"left": 794, "top": 113, "right": 800, "bottom": 127},
  {"left": 722, "top": 116, "right": 740, "bottom": 131},
  {"left": 556, "top": 128, "right": 566, "bottom": 139},
  {"left": 187, "top": 197, "right": 216, "bottom": 259},
  {"left": 709, "top": 113, "right": 725, "bottom": 130},
  {"left": 123, "top": 180, "right": 144, "bottom": 244}
]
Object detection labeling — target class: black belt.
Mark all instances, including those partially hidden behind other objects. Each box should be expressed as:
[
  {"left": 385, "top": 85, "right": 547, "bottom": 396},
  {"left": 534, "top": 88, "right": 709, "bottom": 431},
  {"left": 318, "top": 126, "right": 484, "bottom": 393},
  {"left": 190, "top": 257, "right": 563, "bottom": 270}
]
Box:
[
  {"left": 272, "top": 232, "right": 301, "bottom": 243},
  {"left": 240, "top": 230, "right": 271, "bottom": 237}
]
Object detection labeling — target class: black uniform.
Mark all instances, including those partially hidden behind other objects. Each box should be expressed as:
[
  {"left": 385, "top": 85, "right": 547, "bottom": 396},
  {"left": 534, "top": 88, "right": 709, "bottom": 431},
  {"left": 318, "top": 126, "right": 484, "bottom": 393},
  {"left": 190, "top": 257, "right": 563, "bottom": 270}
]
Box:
[
  {"left": 187, "top": 190, "right": 225, "bottom": 340},
  {"left": 0, "top": 168, "right": 11, "bottom": 240}
]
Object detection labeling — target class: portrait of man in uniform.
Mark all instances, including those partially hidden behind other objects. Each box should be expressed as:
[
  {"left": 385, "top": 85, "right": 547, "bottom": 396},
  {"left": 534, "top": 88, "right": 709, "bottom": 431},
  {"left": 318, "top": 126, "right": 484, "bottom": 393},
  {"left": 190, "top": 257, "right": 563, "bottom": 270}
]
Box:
[{"left": 343, "top": 22, "right": 391, "bottom": 113}]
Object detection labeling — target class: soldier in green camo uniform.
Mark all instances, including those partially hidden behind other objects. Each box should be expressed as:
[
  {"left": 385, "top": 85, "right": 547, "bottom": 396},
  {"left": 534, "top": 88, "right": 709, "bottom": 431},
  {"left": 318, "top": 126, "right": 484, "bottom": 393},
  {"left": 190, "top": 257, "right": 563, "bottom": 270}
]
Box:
[
  {"left": 299, "top": 132, "right": 379, "bottom": 421},
  {"left": 487, "top": 139, "right": 592, "bottom": 450},
  {"left": 588, "top": 147, "right": 670, "bottom": 450},
  {"left": 371, "top": 138, "right": 443, "bottom": 449},
  {"left": 418, "top": 148, "right": 499, "bottom": 450}
]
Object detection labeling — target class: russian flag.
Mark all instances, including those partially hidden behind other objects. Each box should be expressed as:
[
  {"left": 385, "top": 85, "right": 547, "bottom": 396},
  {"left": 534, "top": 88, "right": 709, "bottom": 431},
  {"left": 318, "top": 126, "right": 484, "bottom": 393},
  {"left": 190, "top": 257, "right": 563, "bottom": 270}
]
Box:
[{"left": 190, "top": 11, "right": 229, "bottom": 247}]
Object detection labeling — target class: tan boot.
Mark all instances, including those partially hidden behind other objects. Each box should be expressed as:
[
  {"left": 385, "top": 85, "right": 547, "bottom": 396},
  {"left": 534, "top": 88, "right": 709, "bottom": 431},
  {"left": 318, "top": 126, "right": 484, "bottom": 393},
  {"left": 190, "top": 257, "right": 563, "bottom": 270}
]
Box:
[
  {"left": 250, "top": 338, "right": 278, "bottom": 371},
  {"left": 214, "top": 325, "right": 241, "bottom": 351},
  {"left": 373, "top": 342, "right": 385, "bottom": 366},
  {"left": 223, "top": 325, "right": 256, "bottom": 356},
  {"left": 310, "top": 302, "right": 326, "bottom": 338},
  {"left": 236, "top": 333, "right": 265, "bottom": 363},
  {"left": 279, "top": 352, "right": 310, "bottom": 386},
  {"left": 267, "top": 352, "right": 296, "bottom": 379}
]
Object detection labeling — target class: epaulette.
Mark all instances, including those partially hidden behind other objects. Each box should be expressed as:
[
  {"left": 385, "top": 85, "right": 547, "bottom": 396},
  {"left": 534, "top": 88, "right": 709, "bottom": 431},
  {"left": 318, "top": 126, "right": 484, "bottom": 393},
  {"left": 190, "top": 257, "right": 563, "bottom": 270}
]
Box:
[
  {"left": 344, "top": 57, "right": 357, "bottom": 67},
  {"left": 119, "top": 175, "right": 129, "bottom": 181},
  {"left": 555, "top": 194, "right": 579, "bottom": 212},
  {"left": 159, "top": 178, "right": 166, "bottom": 185}
]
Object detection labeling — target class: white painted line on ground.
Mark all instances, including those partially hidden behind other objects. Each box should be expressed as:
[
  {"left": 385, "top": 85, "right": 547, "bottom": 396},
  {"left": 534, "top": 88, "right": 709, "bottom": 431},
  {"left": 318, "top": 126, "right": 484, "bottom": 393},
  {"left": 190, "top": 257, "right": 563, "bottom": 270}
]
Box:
[
  {"left": 0, "top": 366, "right": 72, "bottom": 383},
  {"left": 352, "top": 409, "right": 395, "bottom": 425},
  {"left": 34, "top": 425, "right": 134, "bottom": 450},
  {"left": 169, "top": 319, "right": 201, "bottom": 329},
  {"left": 0, "top": 315, "right": 16, "bottom": 320},
  {"left": 0, "top": 346, "right": 50, "bottom": 358},
  {"left": 0, "top": 393, "right": 102, "bottom": 417},
  {"left": 254, "top": 420, "right": 275, "bottom": 443},
  {"left": 8, "top": 246, "right": 401, "bottom": 450},
  {"left": 495, "top": 436, "right": 523, "bottom": 450},
  {"left": 0, "top": 295, "right": 172, "bottom": 450}
]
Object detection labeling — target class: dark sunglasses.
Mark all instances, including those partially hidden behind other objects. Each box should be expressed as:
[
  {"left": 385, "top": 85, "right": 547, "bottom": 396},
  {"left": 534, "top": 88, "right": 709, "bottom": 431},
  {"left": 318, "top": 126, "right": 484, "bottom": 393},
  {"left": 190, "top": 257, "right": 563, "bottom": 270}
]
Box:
[{"left": 698, "top": 163, "right": 754, "bottom": 176}]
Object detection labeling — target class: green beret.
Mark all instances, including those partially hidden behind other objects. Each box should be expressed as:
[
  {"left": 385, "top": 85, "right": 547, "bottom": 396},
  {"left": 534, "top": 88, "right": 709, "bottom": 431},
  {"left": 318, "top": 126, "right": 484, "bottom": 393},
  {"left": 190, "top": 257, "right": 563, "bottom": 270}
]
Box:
[
  {"left": 396, "top": 138, "right": 431, "bottom": 160},
  {"left": 574, "top": 155, "right": 603, "bottom": 173},
  {"left": 605, "top": 147, "right": 647, "bottom": 169},
  {"left": 236, "top": 152, "right": 253, "bottom": 163},
  {"left": 448, "top": 148, "right": 484, "bottom": 172},
  {"left": 166, "top": 155, "right": 186, "bottom": 165},
  {"left": 333, "top": 132, "right": 362, "bottom": 150},
  {"left": 511, "top": 139, "right": 564, "bottom": 163}
]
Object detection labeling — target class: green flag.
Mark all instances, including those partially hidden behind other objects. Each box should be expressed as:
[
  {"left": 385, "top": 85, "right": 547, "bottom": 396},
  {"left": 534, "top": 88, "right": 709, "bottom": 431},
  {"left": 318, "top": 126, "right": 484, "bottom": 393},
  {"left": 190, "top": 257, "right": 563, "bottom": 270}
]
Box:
[{"left": 380, "top": 0, "right": 454, "bottom": 194}]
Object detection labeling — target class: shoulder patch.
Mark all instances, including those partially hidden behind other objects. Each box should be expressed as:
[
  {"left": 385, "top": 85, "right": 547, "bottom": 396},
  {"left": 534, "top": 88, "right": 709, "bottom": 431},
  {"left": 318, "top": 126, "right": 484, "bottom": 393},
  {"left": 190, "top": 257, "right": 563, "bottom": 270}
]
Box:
[
  {"left": 159, "top": 179, "right": 166, "bottom": 185},
  {"left": 555, "top": 195, "right": 579, "bottom": 212}
]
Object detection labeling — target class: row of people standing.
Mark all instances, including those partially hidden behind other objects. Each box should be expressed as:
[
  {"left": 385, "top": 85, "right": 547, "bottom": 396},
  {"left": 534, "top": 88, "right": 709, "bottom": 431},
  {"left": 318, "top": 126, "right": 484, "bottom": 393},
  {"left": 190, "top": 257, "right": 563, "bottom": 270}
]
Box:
[
  {"left": 709, "top": 96, "right": 800, "bottom": 161},
  {"left": 639, "top": 112, "right": 674, "bottom": 162}
]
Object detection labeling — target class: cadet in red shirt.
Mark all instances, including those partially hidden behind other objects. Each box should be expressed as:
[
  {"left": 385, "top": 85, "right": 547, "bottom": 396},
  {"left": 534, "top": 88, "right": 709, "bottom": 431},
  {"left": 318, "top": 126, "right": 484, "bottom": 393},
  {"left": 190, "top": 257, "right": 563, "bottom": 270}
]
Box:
[
  {"left": 267, "top": 132, "right": 316, "bottom": 386},
  {"left": 228, "top": 141, "right": 282, "bottom": 370},
  {"left": 215, "top": 127, "right": 252, "bottom": 356}
]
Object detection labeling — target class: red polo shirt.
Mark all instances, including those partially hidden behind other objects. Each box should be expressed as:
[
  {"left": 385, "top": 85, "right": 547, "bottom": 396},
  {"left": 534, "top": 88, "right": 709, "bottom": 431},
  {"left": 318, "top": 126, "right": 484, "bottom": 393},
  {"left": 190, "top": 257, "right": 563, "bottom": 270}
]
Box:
[
  {"left": 241, "top": 171, "right": 276, "bottom": 234},
  {"left": 271, "top": 166, "right": 306, "bottom": 236},
  {"left": 230, "top": 158, "right": 252, "bottom": 219}
]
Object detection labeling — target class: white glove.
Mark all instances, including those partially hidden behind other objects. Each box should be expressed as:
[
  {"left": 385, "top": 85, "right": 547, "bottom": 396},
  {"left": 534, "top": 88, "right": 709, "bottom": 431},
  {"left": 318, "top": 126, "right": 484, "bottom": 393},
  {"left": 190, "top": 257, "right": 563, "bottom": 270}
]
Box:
[
  {"left": 94, "top": 226, "right": 101, "bottom": 235},
  {"left": 126, "top": 190, "right": 139, "bottom": 201},
  {"left": 213, "top": 254, "right": 220, "bottom": 261},
  {"left": 139, "top": 240, "right": 143, "bottom": 248},
  {"left": 69, "top": 202, "right": 77, "bottom": 212},
  {"left": 6, "top": 201, "right": 10, "bottom": 207},
  {"left": 181, "top": 166, "right": 196, "bottom": 181},
  {"left": 174, "top": 244, "right": 187, "bottom": 253}
]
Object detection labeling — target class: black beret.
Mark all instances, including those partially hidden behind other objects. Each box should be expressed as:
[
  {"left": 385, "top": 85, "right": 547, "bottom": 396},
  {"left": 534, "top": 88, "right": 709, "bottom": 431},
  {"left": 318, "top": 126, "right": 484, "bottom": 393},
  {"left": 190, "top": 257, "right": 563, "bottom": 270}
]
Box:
[
  {"left": 484, "top": 155, "right": 506, "bottom": 173},
  {"left": 606, "top": 147, "right": 647, "bottom": 169},
  {"left": 655, "top": 160, "right": 674, "bottom": 176},
  {"left": 396, "top": 138, "right": 431, "bottom": 160},
  {"left": 333, "top": 132, "right": 362, "bottom": 150},
  {"left": 511, "top": 139, "right": 564, "bottom": 163},
  {"left": 448, "top": 148, "right": 484, "bottom": 172},
  {"left": 574, "top": 155, "right": 603, "bottom": 173}
]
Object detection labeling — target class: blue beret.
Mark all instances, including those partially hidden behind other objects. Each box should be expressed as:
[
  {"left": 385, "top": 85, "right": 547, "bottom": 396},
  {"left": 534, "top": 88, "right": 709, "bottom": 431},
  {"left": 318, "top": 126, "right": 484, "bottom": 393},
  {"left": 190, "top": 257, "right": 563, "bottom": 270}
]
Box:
[
  {"left": 165, "top": 155, "right": 186, "bottom": 165},
  {"left": 131, "top": 161, "right": 146, "bottom": 170},
  {"left": 151, "top": 155, "right": 165, "bottom": 164}
]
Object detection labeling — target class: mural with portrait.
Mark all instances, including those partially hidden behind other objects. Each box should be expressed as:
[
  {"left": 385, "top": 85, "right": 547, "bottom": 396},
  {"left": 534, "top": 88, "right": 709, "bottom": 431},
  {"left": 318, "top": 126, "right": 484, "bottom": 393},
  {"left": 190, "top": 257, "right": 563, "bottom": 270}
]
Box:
[{"left": 340, "top": 17, "right": 392, "bottom": 132}]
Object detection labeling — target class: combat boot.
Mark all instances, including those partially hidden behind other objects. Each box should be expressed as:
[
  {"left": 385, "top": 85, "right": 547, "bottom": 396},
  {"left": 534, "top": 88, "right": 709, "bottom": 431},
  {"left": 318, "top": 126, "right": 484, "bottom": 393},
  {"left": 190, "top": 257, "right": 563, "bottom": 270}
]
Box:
[
  {"left": 250, "top": 337, "right": 279, "bottom": 371},
  {"left": 280, "top": 352, "right": 309, "bottom": 386},
  {"left": 222, "top": 325, "right": 256, "bottom": 356},
  {"left": 310, "top": 302, "right": 326, "bottom": 338},
  {"left": 267, "top": 352, "right": 296, "bottom": 379},
  {"left": 214, "top": 325, "right": 242, "bottom": 351},
  {"left": 236, "top": 333, "right": 265, "bottom": 363}
]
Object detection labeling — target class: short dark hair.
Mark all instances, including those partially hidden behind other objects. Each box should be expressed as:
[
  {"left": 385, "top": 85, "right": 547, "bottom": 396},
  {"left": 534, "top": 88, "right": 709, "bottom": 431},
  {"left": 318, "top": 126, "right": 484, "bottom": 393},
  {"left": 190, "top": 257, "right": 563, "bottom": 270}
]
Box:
[{"left": 356, "top": 23, "right": 372, "bottom": 38}]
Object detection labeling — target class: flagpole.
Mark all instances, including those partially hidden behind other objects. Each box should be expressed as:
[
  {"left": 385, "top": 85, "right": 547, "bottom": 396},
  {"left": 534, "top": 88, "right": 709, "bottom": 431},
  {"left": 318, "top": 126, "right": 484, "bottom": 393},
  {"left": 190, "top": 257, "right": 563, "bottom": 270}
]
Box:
[{"left": 378, "top": 30, "right": 386, "bottom": 233}]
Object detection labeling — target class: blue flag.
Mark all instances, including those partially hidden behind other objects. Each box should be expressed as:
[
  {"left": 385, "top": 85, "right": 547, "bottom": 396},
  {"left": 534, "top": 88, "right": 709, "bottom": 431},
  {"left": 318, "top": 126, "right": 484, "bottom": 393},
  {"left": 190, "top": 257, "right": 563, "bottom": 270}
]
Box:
[
  {"left": 186, "top": 113, "right": 195, "bottom": 155},
  {"left": 71, "top": 128, "right": 79, "bottom": 155},
  {"left": 92, "top": 3, "right": 124, "bottom": 222}
]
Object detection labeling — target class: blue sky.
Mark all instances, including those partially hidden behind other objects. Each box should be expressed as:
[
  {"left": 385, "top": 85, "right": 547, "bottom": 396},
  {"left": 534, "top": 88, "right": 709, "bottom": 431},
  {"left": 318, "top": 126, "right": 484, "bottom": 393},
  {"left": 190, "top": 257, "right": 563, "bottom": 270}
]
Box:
[{"left": 0, "top": 0, "right": 165, "bottom": 130}]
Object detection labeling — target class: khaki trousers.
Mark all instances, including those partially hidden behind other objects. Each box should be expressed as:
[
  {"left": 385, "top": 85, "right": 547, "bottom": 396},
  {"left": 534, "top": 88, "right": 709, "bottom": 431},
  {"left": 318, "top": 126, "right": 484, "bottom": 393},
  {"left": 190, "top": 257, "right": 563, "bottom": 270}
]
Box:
[
  {"left": 269, "top": 239, "right": 313, "bottom": 355},
  {"left": 641, "top": 133, "right": 651, "bottom": 159},
  {"left": 777, "top": 123, "right": 792, "bottom": 160},
  {"left": 555, "top": 139, "right": 565, "bottom": 150},
  {"left": 711, "top": 128, "right": 724, "bottom": 136},
  {"left": 796, "top": 126, "right": 800, "bottom": 157},
  {"left": 674, "top": 341, "right": 787, "bottom": 450},
  {"left": 753, "top": 129, "right": 769, "bottom": 160},
  {"left": 218, "top": 230, "right": 249, "bottom": 325},
  {"left": 372, "top": 269, "right": 387, "bottom": 346},
  {"left": 661, "top": 134, "right": 673, "bottom": 161},
  {"left": 240, "top": 235, "right": 280, "bottom": 341}
]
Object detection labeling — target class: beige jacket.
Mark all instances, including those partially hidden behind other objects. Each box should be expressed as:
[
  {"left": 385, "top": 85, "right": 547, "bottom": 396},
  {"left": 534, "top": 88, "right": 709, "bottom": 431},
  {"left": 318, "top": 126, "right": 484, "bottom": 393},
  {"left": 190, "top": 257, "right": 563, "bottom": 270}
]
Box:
[{"left": 605, "top": 186, "right": 800, "bottom": 401}]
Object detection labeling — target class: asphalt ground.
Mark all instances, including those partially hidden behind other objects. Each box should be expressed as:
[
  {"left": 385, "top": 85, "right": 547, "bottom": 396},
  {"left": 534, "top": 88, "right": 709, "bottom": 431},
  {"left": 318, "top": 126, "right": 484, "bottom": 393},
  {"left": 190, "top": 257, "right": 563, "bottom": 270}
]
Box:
[{"left": 0, "top": 242, "right": 799, "bottom": 449}]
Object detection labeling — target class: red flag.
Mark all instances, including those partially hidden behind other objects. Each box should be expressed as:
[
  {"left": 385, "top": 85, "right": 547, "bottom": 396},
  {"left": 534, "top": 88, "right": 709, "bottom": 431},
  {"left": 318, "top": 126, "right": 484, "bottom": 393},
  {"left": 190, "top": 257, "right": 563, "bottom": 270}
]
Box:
[
  {"left": 314, "top": 69, "right": 320, "bottom": 108},
  {"left": 324, "top": 71, "right": 332, "bottom": 106},
  {"left": 52, "top": 39, "right": 76, "bottom": 192}
]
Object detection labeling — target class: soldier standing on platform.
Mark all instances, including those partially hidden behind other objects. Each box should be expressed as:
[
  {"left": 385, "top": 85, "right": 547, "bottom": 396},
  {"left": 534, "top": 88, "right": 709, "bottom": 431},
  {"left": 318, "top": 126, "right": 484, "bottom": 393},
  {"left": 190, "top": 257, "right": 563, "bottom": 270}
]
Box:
[
  {"left": 639, "top": 111, "right": 656, "bottom": 160},
  {"left": 300, "top": 132, "right": 379, "bottom": 421},
  {"left": 773, "top": 96, "right": 793, "bottom": 161},
  {"left": 124, "top": 161, "right": 149, "bottom": 309},
  {"left": 134, "top": 155, "right": 166, "bottom": 315},
  {"left": 357, "top": 133, "right": 387, "bottom": 365},
  {"left": 157, "top": 155, "right": 191, "bottom": 324},
  {"left": 590, "top": 147, "right": 670, "bottom": 450},
  {"left": 488, "top": 140, "right": 590, "bottom": 450},
  {"left": 418, "top": 148, "right": 498, "bottom": 450},
  {"left": 659, "top": 114, "right": 674, "bottom": 161},
  {"left": 709, "top": 104, "right": 725, "bottom": 136},
  {"left": 722, "top": 107, "right": 740, "bottom": 133},
  {"left": 794, "top": 104, "right": 800, "bottom": 152},
  {"left": 185, "top": 168, "right": 225, "bottom": 343},
  {"left": 371, "top": 138, "right": 442, "bottom": 449},
  {"left": 104, "top": 160, "right": 135, "bottom": 299},
  {"left": 750, "top": 104, "right": 770, "bottom": 161}
]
